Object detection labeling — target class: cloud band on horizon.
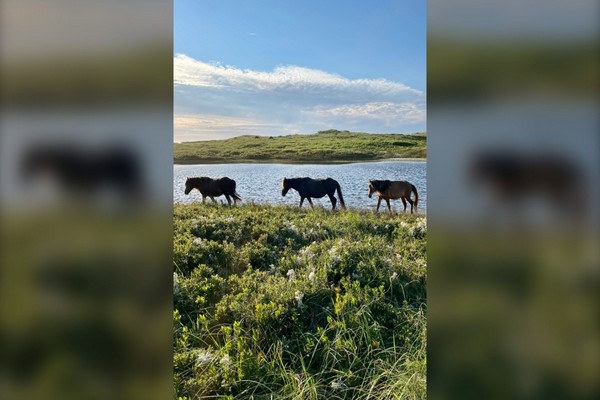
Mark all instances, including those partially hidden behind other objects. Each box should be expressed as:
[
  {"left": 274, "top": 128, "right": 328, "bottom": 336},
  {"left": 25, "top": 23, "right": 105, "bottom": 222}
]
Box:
[{"left": 174, "top": 54, "right": 425, "bottom": 141}]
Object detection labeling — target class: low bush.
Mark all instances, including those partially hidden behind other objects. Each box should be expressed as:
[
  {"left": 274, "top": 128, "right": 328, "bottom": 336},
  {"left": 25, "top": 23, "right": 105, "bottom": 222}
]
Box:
[{"left": 174, "top": 203, "right": 426, "bottom": 399}]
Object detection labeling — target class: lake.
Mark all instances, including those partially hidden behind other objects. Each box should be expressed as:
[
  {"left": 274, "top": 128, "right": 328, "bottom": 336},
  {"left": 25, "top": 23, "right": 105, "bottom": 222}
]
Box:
[{"left": 174, "top": 161, "right": 426, "bottom": 212}]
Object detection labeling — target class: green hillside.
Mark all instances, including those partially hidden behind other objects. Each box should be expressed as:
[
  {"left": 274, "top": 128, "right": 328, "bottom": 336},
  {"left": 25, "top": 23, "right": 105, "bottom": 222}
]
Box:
[{"left": 174, "top": 130, "right": 426, "bottom": 164}]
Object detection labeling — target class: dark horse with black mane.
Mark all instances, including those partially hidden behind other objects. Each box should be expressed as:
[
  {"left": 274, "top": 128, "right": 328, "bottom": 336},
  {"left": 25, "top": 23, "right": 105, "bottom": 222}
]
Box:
[
  {"left": 368, "top": 180, "right": 419, "bottom": 213},
  {"left": 20, "top": 142, "right": 144, "bottom": 203},
  {"left": 184, "top": 176, "right": 241, "bottom": 205},
  {"left": 282, "top": 177, "right": 346, "bottom": 210}
]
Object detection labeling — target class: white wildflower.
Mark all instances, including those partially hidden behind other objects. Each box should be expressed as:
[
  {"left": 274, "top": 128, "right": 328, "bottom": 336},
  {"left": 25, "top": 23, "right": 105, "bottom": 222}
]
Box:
[
  {"left": 195, "top": 349, "right": 213, "bottom": 366},
  {"left": 193, "top": 237, "right": 204, "bottom": 245},
  {"left": 391, "top": 272, "right": 398, "bottom": 280},
  {"left": 294, "top": 290, "right": 304, "bottom": 308},
  {"left": 287, "top": 269, "right": 296, "bottom": 281},
  {"left": 330, "top": 378, "right": 347, "bottom": 390},
  {"left": 220, "top": 354, "right": 231, "bottom": 368},
  {"left": 173, "top": 272, "right": 180, "bottom": 296},
  {"left": 409, "top": 217, "right": 427, "bottom": 238},
  {"left": 308, "top": 271, "right": 316, "bottom": 282},
  {"left": 299, "top": 246, "right": 315, "bottom": 260},
  {"left": 329, "top": 255, "right": 341, "bottom": 268}
]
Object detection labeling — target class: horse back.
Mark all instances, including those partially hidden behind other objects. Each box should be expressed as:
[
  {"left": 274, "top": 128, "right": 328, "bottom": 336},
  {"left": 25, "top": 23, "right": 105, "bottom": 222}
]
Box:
[
  {"left": 382, "top": 180, "right": 412, "bottom": 199},
  {"left": 297, "top": 177, "right": 335, "bottom": 198},
  {"left": 217, "top": 177, "right": 236, "bottom": 194},
  {"left": 195, "top": 177, "right": 221, "bottom": 196}
]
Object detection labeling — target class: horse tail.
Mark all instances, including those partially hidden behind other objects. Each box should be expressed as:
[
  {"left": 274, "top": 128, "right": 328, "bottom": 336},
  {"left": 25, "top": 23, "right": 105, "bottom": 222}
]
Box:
[
  {"left": 230, "top": 180, "right": 242, "bottom": 202},
  {"left": 336, "top": 182, "right": 346, "bottom": 209},
  {"left": 411, "top": 184, "right": 419, "bottom": 212}
]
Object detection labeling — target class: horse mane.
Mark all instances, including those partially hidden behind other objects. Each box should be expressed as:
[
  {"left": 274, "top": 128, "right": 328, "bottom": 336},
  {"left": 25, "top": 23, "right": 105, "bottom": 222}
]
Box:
[
  {"left": 371, "top": 179, "right": 390, "bottom": 192},
  {"left": 187, "top": 176, "right": 209, "bottom": 183},
  {"left": 283, "top": 177, "right": 303, "bottom": 186}
]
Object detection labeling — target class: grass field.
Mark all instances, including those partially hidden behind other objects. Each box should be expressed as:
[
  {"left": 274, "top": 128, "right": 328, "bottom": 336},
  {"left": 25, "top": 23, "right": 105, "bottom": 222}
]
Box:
[
  {"left": 174, "top": 203, "right": 426, "bottom": 399},
  {"left": 174, "top": 130, "right": 426, "bottom": 164}
]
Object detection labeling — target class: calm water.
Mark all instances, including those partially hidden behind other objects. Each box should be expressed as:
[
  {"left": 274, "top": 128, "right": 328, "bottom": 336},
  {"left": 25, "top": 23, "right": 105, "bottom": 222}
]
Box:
[{"left": 174, "top": 161, "right": 426, "bottom": 212}]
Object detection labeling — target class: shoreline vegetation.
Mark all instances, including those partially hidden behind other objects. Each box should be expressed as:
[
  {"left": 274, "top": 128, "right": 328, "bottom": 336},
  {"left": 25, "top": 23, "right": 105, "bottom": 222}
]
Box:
[
  {"left": 174, "top": 130, "right": 426, "bottom": 164},
  {"left": 174, "top": 203, "right": 426, "bottom": 398}
]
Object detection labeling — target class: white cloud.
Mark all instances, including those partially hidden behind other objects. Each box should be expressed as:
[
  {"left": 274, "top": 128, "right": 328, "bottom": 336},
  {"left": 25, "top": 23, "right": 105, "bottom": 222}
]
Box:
[
  {"left": 174, "top": 54, "right": 426, "bottom": 141},
  {"left": 174, "top": 54, "right": 422, "bottom": 98},
  {"left": 306, "top": 102, "right": 426, "bottom": 124}
]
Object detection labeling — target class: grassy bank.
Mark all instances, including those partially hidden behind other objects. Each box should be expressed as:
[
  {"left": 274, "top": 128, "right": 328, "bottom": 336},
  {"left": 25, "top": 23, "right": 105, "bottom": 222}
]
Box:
[
  {"left": 174, "top": 203, "right": 427, "bottom": 399},
  {"left": 174, "top": 130, "right": 426, "bottom": 164}
]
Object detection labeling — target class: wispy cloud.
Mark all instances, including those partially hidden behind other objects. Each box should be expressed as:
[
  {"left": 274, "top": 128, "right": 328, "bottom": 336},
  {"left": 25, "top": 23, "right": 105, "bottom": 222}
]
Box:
[
  {"left": 174, "top": 54, "right": 422, "bottom": 98},
  {"left": 306, "top": 102, "right": 425, "bottom": 124},
  {"left": 174, "top": 54, "right": 425, "bottom": 141},
  {"left": 174, "top": 114, "right": 299, "bottom": 141}
]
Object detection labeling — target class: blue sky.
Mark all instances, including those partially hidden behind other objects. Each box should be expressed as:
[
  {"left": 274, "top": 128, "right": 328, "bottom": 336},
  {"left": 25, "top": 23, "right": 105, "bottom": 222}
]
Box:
[{"left": 174, "top": 0, "right": 426, "bottom": 142}]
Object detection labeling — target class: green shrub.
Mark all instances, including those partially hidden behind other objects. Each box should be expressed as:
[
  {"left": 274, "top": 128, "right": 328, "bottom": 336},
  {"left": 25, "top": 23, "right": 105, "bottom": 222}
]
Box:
[{"left": 173, "top": 203, "right": 426, "bottom": 398}]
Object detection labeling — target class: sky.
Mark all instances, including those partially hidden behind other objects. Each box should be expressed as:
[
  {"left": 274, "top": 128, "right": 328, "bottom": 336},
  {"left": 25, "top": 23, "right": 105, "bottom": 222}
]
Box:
[{"left": 174, "top": 0, "right": 426, "bottom": 142}]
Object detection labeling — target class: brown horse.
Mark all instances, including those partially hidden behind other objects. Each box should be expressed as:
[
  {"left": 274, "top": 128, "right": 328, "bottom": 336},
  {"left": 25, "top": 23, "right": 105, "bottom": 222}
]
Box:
[
  {"left": 368, "top": 180, "right": 419, "bottom": 213},
  {"left": 282, "top": 177, "right": 346, "bottom": 210},
  {"left": 184, "top": 176, "right": 241, "bottom": 205}
]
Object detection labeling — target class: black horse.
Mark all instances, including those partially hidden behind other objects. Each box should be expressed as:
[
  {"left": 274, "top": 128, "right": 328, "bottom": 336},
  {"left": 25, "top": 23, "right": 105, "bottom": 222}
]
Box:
[
  {"left": 281, "top": 177, "right": 346, "bottom": 210},
  {"left": 469, "top": 150, "right": 586, "bottom": 219},
  {"left": 184, "top": 176, "right": 241, "bottom": 205},
  {"left": 20, "top": 142, "right": 144, "bottom": 203}
]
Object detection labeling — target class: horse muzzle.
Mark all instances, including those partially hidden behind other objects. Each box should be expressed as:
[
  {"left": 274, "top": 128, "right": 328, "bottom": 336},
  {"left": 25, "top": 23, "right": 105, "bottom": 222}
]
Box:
[{"left": 281, "top": 189, "right": 287, "bottom": 197}]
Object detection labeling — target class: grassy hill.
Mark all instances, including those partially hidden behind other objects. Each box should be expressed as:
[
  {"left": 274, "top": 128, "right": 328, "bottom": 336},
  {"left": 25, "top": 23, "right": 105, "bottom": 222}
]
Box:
[
  {"left": 174, "top": 130, "right": 426, "bottom": 164},
  {"left": 174, "top": 203, "right": 426, "bottom": 398}
]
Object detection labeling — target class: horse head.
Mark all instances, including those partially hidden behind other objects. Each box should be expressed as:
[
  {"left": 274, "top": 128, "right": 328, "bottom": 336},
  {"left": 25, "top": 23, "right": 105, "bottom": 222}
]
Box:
[
  {"left": 368, "top": 180, "right": 377, "bottom": 198},
  {"left": 281, "top": 178, "right": 290, "bottom": 196},
  {"left": 184, "top": 178, "right": 193, "bottom": 195}
]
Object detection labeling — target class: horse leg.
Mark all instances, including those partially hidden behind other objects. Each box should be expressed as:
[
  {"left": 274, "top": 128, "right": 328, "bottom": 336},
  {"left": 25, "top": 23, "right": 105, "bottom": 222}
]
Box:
[
  {"left": 327, "top": 193, "right": 337, "bottom": 210},
  {"left": 386, "top": 198, "right": 392, "bottom": 213},
  {"left": 376, "top": 197, "right": 382, "bottom": 212},
  {"left": 202, "top": 195, "right": 207, "bottom": 204},
  {"left": 406, "top": 198, "right": 414, "bottom": 214},
  {"left": 401, "top": 197, "right": 407, "bottom": 213},
  {"left": 224, "top": 194, "right": 232, "bottom": 206},
  {"left": 307, "top": 197, "right": 315, "bottom": 209},
  {"left": 299, "top": 197, "right": 305, "bottom": 208},
  {"left": 210, "top": 196, "right": 217, "bottom": 203}
]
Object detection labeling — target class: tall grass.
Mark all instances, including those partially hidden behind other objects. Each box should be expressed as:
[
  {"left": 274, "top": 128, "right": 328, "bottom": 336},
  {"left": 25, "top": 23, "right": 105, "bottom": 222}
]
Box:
[{"left": 174, "top": 203, "right": 426, "bottom": 399}]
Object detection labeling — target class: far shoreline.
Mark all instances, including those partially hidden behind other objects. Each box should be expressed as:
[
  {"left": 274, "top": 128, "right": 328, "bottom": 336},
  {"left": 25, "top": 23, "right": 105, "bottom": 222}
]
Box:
[{"left": 174, "top": 157, "right": 426, "bottom": 165}]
